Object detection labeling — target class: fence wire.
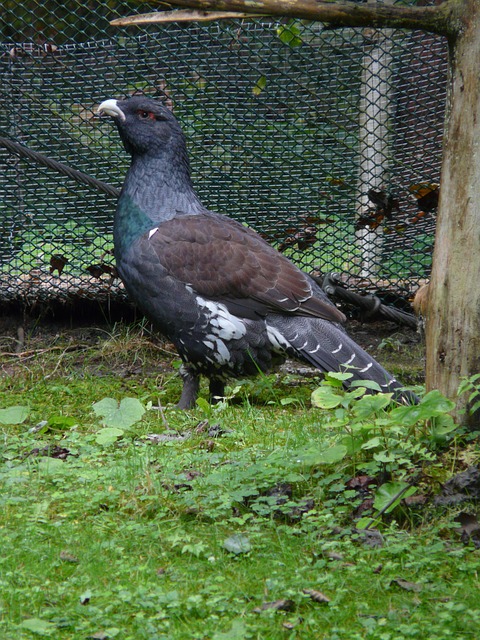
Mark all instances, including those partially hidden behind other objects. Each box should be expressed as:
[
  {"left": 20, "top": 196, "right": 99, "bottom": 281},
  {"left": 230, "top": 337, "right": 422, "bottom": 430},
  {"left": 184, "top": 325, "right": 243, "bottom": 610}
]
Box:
[{"left": 0, "top": 2, "right": 447, "bottom": 308}]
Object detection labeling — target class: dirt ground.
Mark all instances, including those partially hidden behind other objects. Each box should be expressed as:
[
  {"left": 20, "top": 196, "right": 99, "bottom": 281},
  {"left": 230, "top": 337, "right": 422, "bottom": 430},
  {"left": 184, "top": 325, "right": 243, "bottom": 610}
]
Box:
[{"left": 0, "top": 303, "right": 425, "bottom": 388}]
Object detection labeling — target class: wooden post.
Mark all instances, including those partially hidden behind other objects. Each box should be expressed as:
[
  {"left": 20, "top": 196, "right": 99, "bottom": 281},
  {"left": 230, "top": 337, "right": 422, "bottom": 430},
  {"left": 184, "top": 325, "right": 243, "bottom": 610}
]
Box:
[{"left": 356, "top": 22, "right": 393, "bottom": 278}]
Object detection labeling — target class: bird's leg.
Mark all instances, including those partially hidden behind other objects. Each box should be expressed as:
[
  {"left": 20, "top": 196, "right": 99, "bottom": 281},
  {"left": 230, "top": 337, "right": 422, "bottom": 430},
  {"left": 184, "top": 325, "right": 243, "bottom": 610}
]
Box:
[
  {"left": 209, "top": 378, "right": 225, "bottom": 405},
  {"left": 177, "top": 365, "right": 200, "bottom": 409}
]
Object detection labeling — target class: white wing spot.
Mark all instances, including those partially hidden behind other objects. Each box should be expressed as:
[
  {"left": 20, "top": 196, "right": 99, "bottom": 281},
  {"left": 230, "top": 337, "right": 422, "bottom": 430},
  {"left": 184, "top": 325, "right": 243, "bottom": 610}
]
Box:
[
  {"left": 148, "top": 227, "right": 159, "bottom": 239},
  {"left": 332, "top": 343, "right": 343, "bottom": 354},
  {"left": 214, "top": 340, "right": 230, "bottom": 363},
  {"left": 195, "top": 297, "right": 246, "bottom": 340},
  {"left": 343, "top": 353, "right": 356, "bottom": 366}
]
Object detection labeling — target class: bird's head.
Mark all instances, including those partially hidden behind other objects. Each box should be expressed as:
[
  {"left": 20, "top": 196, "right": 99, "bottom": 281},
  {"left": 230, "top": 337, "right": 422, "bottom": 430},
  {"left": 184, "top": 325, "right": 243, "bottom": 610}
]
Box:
[{"left": 97, "top": 96, "right": 183, "bottom": 157}]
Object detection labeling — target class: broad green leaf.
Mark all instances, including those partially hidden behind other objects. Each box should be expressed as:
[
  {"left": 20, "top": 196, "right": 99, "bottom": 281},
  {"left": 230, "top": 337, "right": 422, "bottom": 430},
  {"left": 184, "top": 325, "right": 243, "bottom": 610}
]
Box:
[
  {"left": 47, "top": 415, "right": 78, "bottom": 430},
  {"left": 0, "top": 405, "right": 29, "bottom": 425},
  {"left": 352, "top": 393, "right": 392, "bottom": 418},
  {"left": 213, "top": 619, "right": 247, "bottom": 640},
  {"left": 373, "top": 451, "right": 398, "bottom": 463},
  {"left": 95, "top": 427, "right": 124, "bottom": 446},
  {"left": 196, "top": 397, "right": 211, "bottom": 415},
  {"left": 19, "top": 618, "right": 55, "bottom": 636},
  {"left": 389, "top": 390, "right": 454, "bottom": 426},
  {"left": 325, "top": 371, "right": 353, "bottom": 382},
  {"left": 92, "top": 397, "right": 145, "bottom": 428},
  {"left": 373, "top": 481, "right": 416, "bottom": 513},
  {"left": 350, "top": 379, "right": 383, "bottom": 392},
  {"left": 356, "top": 516, "right": 379, "bottom": 530},
  {"left": 430, "top": 414, "right": 457, "bottom": 441},
  {"left": 419, "top": 389, "right": 455, "bottom": 414},
  {"left": 36, "top": 458, "right": 66, "bottom": 475},
  {"left": 311, "top": 386, "right": 343, "bottom": 409},
  {"left": 297, "top": 444, "right": 348, "bottom": 467},
  {"left": 340, "top": 434, "right": 365, "bottom": 455},
  {"left": 361, "top": 436, "right": 382, "bottom": 450},
  {"left": 223, "top": 534, "right": 252, "bottom": 555}
]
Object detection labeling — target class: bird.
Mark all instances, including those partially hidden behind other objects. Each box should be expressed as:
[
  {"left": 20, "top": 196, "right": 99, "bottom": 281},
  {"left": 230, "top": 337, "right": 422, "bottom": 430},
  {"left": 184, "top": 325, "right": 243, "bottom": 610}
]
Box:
[{"left": 97, "top": 96, "right": 416, "bottom": 409}]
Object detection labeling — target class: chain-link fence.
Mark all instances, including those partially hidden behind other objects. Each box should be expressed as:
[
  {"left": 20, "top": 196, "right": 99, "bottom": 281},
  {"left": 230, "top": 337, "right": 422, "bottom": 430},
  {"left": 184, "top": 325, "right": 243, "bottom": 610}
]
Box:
[{"left": 0, "top": 1, "right": 447, "bottom": 308}]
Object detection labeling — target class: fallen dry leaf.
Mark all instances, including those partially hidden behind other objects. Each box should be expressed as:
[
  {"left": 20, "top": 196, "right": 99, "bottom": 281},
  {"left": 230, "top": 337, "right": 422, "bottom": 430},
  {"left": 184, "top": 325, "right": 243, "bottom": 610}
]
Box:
[
  {"left": 253, "top": 599, "right": 295, "bottom": 613},
  {"left": 391, "top": 577, "right": 422, "bottom": 592},
  {"left": 455, "top": 512, "right": 480, "bottom": 547},
  {"left": 302, "top": 588, "right": 330, "bottom": 604},
  {"left": 404, "top": 494, "right": 428, "bottom": 506},
  {"left": 325, "top": 551, "right": 344, "bottom": 561},
  {"left": 59, "top": 550, "right": 79, "bottom": 563},
  {"left": 346, "top": 475, "right": 376, "bottom": 490},
  {"left": 358, "top": 528, "right": 384, "bottom": 548},
  {"left": 282, "top": 618, "right": 303, "bottom": 630},
  {"left": 434, "top": 466, "right": 480, "bottom": 506}
]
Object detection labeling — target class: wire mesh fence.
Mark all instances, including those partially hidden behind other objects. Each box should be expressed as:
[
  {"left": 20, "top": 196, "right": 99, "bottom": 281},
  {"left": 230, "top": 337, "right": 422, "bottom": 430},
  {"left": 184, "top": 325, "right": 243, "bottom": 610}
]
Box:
[{"left": 0, "top": 1, "right": 447, "bottom": 308}]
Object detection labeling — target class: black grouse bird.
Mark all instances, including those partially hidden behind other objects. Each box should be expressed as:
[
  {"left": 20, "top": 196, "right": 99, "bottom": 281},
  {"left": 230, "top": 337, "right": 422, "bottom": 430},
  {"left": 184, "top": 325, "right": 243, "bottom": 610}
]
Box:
[{"left": 98, "top": 96, "right": 415, "bottom": 409}]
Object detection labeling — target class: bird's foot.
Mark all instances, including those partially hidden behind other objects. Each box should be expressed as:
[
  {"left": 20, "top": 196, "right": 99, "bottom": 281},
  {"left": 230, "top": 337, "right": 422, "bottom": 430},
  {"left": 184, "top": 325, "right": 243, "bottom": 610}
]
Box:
[{"left": 176, "top": 366, "right": 200, "bottom": 410}]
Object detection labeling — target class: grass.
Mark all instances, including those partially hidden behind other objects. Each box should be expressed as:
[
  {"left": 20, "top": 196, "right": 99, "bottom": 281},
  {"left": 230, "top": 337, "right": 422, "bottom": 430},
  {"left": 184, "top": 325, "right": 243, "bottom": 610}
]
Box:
[{"left": 1, "top": 318, "right": 479, "bottom": 639}]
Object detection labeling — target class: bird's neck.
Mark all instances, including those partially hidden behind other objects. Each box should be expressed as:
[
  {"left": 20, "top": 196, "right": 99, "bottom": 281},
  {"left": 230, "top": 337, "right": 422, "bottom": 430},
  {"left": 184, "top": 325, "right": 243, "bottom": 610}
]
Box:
[{"left": 114, "top": 150, "right": 204, "bottom": 250}]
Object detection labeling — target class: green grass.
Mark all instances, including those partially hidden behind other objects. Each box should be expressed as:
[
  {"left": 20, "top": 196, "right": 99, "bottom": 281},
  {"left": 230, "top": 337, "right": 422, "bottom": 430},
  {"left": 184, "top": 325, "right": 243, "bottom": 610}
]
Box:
[{"left": 1, "top": 320, "right": 479, "bottom": 639}]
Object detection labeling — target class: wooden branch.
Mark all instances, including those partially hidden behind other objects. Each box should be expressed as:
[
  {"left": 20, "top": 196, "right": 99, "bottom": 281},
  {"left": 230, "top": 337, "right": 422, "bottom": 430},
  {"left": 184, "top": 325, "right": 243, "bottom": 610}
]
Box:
[
  {"left": 110, "top": 9, "right": 266, "bottom": 26},
  {"left": 122, "top": 0, "right": 458, "bottom": 37}
]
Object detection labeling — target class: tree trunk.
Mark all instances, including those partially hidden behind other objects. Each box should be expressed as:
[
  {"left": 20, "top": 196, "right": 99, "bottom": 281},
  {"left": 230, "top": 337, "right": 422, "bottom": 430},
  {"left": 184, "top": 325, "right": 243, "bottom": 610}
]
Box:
[{"left": 425, "top": 0, "right": 480, "bottom": 426}]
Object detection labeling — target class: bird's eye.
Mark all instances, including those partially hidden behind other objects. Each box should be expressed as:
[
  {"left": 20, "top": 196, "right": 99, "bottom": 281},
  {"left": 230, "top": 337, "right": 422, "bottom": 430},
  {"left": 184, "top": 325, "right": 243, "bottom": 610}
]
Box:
[{"left": 137, "top": 110, "right": 155, "bottom": 120}]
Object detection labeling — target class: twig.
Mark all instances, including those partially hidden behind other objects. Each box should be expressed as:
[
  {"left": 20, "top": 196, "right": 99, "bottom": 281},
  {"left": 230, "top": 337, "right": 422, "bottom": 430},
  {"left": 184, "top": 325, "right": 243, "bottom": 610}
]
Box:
[
  {"left": 1, "top": 344, "right": 90, "bottom": 360},
  {"left": 15, "top": 327, "right": 25, "bottom": 354},
  {"left": 155, "top": 398, "right": 169, "bottom": 429},
  {"left": 110, "top": 9, "right": 266, "bottom": 25}
]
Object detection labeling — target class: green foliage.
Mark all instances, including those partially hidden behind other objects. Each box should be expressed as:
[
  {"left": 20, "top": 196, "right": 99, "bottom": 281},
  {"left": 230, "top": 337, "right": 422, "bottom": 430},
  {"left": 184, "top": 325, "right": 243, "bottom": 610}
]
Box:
[
  {"left": 19, "top": 618, "right": 56, "bottom": 636},
  {"left": 4, "top": 219, "right": 114, "bottom": 277},
  {"left": 458, "top": 372, "right": 480, "bottom": 415},
  {"left": 0, "top": 323, "right": 475, "bottom": 639},
  {"left": 223, "top": 534, "right": 252, "bottom": 555},
  {"left": 92, "top": 396, "right": 146, "bottom": 444},
  {"left": 252, "top": 75, "right": 267, "bottom": 96},
  {"left": 276, "top": 20, "right": 304, "bottom": 48},
  {"left": 310, "top": 376, "right": 457, "bottom": 480},
  {"left": 0, "top": 405, "right": 29, "bottom": 425},
  {"left": 92, "top": 397, "right": 146, "bottom": 429}
]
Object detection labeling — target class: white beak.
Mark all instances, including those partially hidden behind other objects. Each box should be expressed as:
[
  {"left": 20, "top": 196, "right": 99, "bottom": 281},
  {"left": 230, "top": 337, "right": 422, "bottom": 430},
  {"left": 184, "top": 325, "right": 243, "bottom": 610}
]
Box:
[{"left": 97, "top": 99, "right": 126, "bottom": 121}]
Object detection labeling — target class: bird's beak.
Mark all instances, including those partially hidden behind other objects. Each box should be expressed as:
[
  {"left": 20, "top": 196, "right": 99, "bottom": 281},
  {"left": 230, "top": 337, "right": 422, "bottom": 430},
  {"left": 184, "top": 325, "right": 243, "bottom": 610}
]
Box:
[{"left": 97, "top": 99, "right": 126, "bottom": 122}]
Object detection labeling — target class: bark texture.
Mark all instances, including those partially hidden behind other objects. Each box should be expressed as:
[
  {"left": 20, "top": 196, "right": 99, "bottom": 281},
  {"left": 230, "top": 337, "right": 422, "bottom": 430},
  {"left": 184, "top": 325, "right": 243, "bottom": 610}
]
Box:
[
  {"left": 426, "top": 0, "right": 480, "bottom": 425},
  {"left": 149, "top": 0, "right": 456, "bottom": 36}
]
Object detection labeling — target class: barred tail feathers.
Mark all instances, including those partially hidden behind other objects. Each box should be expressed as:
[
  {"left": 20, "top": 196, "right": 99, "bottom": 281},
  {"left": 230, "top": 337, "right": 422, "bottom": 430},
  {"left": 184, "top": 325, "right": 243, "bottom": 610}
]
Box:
[{"left": 267, "top": 316, "right": 417, "bottom": 404}]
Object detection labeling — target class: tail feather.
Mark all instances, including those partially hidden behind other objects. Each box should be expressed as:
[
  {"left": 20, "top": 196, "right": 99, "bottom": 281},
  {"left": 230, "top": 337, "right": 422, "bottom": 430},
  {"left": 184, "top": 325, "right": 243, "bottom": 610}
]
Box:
[{"left": 267, "top": 316, "right": 418, "bottom": 404}]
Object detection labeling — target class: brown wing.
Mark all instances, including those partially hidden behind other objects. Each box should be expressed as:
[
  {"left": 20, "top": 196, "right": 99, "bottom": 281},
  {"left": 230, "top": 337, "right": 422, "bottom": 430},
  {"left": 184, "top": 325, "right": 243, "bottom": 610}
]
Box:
[{"left": 146, "top": 212, "right": 345, "bottom": 323}]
